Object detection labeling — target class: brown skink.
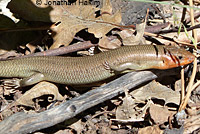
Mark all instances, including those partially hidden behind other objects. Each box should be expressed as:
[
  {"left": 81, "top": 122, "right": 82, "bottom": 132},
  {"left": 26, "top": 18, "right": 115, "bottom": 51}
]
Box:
[{"left": 0, "top": 45, "right": 195, "bottom": 87}]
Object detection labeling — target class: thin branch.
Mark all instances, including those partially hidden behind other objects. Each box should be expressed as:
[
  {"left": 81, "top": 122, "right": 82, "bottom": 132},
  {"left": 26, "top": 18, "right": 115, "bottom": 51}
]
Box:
[
  {"left": 0, "top": 41, "right": 98, "bottom": 60},
  {"left": 181, "top": 68, "right": 185, "bottom": 101},
  {"left": 179, "top": 0, "right": 197, "bottom": 111},
  {"left": 146, "top": 24, "right": 200, "bottom": 34}
]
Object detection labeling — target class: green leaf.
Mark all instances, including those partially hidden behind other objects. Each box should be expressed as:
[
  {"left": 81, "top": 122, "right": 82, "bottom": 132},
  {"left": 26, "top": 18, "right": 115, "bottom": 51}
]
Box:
[
  {"left": 182, "top": 24, "right": 197, "bottom": 49},
  {"left": 178, "top": 23, "right": 182, "bottom": 36}
]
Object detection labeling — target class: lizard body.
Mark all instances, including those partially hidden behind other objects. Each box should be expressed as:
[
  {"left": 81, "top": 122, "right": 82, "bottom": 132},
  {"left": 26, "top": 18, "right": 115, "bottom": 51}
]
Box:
[{"left": 0, "top": 45, "right": 195, "bottom": 86}]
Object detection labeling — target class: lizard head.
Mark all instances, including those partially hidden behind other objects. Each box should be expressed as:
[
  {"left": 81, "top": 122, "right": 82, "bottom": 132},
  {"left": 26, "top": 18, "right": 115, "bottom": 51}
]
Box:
[{"left": 160, "top": 46, "right": 195, "bottom": 69}]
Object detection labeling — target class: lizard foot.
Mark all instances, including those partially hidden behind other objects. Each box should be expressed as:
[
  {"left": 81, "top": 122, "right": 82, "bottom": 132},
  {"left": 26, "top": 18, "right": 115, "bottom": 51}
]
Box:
[{"left": 103, "top": 61, "right": 114, "bottom": 73}]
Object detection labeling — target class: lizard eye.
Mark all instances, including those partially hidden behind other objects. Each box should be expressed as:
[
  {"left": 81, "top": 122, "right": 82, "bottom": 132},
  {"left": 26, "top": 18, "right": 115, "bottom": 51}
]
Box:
[{"left": 178, "top": 56, "right": 183, "bottom": 59}]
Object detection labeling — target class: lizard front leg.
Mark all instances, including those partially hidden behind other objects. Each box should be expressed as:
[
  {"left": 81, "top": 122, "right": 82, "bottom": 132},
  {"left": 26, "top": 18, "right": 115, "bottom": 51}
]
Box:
[{"left": 103, "top": 61, "right": 143, "bottom": 74}]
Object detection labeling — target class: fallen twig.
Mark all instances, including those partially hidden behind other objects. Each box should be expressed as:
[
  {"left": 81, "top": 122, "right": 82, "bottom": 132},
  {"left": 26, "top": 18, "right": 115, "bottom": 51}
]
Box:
[
  {"left": 0, "top": 41, "right": 98, "bottom": 60},
  {"left": 0, "top": 69, "right": 180, "bottom": 134}
]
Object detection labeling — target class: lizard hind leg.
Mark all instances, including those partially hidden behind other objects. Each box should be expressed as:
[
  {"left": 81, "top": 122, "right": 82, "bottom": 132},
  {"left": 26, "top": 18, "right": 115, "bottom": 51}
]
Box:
[
  {"left": 20, "top": 72, "right": 45, "bottom": 87},
  {"left": 1, "top": 72, "right": 45, "bottom": 94}
]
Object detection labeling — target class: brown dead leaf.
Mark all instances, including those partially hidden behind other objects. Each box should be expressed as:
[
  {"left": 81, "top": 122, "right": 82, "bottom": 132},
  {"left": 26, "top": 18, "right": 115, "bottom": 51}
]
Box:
[
  {"left": 116, "top": 90, "right": 136, "bottom": 121},
  {"left": 0, "top": 15, "right": 40, "bottom": 51},
  {"left": 187, "top": 102, "right": 200, "bottom": 116},
  {"left": 0, "top": 49, "right": 9, "bottom": 55},
  {"left": 99, "top": 36, "right": 121, "bottom": 51},
  {"left": 138, "top": 125, "right": 163, "bottom": 134},
  {"left": 8, "top": 0, "right": 121, "bottom": 48},
  {"left": 115, "top": 81, "right": 180, "bottom": 123},
  {"left": 14, "top": 81, "right": 64, "bottom": 107},
  {"left": 24, "top": 44, "right": 37, "bottom": 55},
  {"left": 184, "top": 114, "right": 200, "bottom": 134},
  {"left": 115, "top": 80, "right": 180, "bottom": 123},
  {"left": 115, "top": 22, "right": 146, "bottom": 45},
  {"left": 50, "top": 0, "right": 121, "bottom": 48},
  {"left": 175, "top": 79, "right": 182, "bottom": 92},
  {"left": 68, "top": 119, "right": 85, "bottom": 134},
  {"left": 7, "top": 0, "right": 52, "bottom": 22},
  {"left": 130, "top": 81, "right": 180, "bottom": 106},
  {"left": 115, "top": 90, "right": 152, "bottom": 122},
  {"left": 149, "top": 104, "right": 175, "bottom": 124}
]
